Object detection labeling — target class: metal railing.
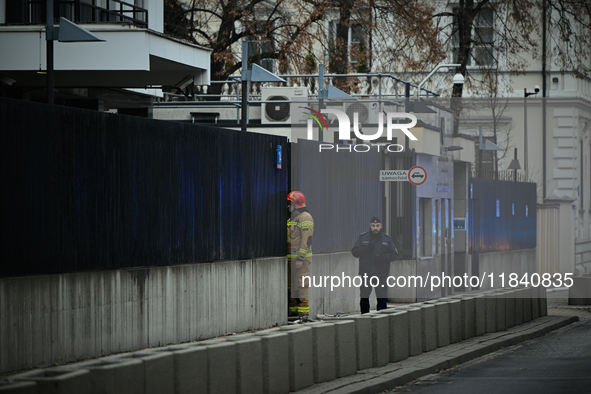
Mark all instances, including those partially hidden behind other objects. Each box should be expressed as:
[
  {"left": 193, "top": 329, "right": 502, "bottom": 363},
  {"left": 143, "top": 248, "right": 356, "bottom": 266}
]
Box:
[
  {"left": 156, "top": 72, "right": 440, "bottom": 105},
  {"left": 9, "top": 0, "right": 147, "bottom": 28},
  {"left": 471, "top": 168, "right": 531, "bottom": 182}
]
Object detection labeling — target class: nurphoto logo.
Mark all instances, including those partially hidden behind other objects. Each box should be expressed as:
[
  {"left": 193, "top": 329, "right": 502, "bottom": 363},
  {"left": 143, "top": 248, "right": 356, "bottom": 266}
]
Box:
[{"left": 301, "top": 102, "right": 419, "bottom": 153}]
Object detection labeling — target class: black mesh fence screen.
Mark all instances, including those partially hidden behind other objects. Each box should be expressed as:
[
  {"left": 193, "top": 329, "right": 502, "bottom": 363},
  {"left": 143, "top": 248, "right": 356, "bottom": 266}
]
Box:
[
  {"left": 469, "top": 178, "right": 537, "bottom": 253},
  {"left": 290, "top": 139, "right": 385, "bottom": 254},
  {"left": 1, "top": 98, "right": 288, "bottom": 276}
]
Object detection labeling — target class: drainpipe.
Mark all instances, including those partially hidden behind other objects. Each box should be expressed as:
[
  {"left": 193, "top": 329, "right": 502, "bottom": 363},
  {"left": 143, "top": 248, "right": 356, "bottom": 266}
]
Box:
[{"left": 542, "top": 0, "right": 547, "bottom": 200}]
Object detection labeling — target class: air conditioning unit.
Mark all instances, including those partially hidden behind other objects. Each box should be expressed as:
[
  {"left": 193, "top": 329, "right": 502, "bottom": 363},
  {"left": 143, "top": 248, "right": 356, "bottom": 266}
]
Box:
[
  {"left": 261, "top": 87, "right": 309, "bottom": 125},
  {"left": 345, "top": 101, "right": 385, "bottom": 126},
  {"left": 343, "top": 101, "right": 392, "bottom": 142}
]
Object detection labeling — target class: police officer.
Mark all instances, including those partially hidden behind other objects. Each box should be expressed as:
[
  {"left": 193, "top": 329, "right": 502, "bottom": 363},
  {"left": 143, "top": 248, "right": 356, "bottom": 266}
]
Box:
[
  {"left": 351, "top": 216, "right": 398, "bottom": 313},
  {"left": 287, "top": 191, "right": 314, "bottom": 317}
]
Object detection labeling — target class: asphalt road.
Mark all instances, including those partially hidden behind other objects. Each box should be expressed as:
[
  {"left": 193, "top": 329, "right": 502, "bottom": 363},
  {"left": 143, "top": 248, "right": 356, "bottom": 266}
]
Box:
[{"left": 391, "top": 317, "right": 591, "bottom": 394}]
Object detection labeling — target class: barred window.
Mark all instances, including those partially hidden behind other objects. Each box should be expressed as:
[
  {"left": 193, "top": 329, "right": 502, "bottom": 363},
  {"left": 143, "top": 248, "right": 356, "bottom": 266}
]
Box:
[{"left": 453, "top": 8, "right": 494, "bottom": 67}]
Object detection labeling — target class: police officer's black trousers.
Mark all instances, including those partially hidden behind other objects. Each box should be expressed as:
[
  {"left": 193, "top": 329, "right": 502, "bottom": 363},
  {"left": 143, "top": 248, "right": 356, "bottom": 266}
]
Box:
[{"left": 359, "top": 275, "right": 388, "bottom": 314}]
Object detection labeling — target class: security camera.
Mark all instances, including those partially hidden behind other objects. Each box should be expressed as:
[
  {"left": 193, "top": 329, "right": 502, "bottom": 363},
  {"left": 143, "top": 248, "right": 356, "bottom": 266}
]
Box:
[
  {"left": 534, "top": 85, "right": 540, "bottom": 93},
  {"left": 452, "top": 73, "right": 465, "bottom": 85}
]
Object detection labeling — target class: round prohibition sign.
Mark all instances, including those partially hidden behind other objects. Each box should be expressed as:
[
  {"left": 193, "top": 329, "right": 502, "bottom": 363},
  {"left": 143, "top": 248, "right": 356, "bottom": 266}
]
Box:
[{"left": 408, "top": 166, "right": 427, "bottom": 186}]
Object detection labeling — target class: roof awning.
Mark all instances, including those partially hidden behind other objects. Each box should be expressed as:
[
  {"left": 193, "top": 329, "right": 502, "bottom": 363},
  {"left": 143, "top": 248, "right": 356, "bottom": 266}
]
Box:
[{"left": 0, "top": 27, "right": 211, "bottom": 88}]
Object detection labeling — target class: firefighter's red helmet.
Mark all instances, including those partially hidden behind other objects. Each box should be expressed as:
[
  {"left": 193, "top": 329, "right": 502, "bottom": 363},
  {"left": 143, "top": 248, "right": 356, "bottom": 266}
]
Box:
[{"left": 287, "top": 191, "right": 306, "bottom": 209}]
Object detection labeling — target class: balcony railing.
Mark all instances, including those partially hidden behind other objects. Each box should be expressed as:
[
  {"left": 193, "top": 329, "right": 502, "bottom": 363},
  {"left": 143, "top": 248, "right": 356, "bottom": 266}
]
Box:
[
  {"left": 5, "top": 0, "right": 148, "bottom": 28},
  {"left": 471, "top": 168, "right": 531, "bottom": 183}
]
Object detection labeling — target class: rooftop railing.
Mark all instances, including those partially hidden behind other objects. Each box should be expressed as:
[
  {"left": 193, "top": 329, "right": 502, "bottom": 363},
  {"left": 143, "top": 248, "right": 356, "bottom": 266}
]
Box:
[{"left": 5, "top": 0, "right": 147, "bottom": 28}]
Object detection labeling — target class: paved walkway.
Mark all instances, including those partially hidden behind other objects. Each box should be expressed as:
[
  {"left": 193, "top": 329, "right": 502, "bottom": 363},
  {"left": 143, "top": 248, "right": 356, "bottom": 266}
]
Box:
[{"left": 296, "top": 309, "right": 585, "bottom": 394}]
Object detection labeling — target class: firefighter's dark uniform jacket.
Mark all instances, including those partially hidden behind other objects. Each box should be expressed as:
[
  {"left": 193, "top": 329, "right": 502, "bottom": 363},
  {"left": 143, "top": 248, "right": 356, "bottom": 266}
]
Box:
[{"left": 351, "top": 231, "right": 398, "bottom": 277}]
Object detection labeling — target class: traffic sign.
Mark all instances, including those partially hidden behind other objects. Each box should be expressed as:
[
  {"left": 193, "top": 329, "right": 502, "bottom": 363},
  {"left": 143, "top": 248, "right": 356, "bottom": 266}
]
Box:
[
  {"left": 408, "top": 166, "right": 427, "bottom": 185},
  {"left": 380, "top": 170, "right": 409, "bottom": 181}
]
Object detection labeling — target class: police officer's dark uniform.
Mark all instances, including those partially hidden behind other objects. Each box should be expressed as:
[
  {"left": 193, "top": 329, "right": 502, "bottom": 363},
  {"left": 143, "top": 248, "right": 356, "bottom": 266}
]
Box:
[{"left": 351, "top": 216, "right": 398, "bottom": 313}]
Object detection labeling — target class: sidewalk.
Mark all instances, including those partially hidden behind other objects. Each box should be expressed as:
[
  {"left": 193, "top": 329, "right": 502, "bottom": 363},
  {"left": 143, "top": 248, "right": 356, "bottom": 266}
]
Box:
[{"left": 295, "top": 307, "right": 588, "bottom": 394}]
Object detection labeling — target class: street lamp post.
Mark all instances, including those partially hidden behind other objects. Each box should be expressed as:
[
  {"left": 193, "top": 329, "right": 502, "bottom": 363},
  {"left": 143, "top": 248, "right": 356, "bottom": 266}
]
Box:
[
  {"left": 524, "top": 86, "right": 540, "bottom": 181},
  {"left": 240, "top": 40, "right": 286, "bottom": 132},
  {"left": 46, "top": 0, "right": 55, "bottom": 104},
  {"left": 44, "top": 0, "right": 105, "bottom": 105},
  {"left": 415, "top": 63, "right": 464, "bottom": 99}
]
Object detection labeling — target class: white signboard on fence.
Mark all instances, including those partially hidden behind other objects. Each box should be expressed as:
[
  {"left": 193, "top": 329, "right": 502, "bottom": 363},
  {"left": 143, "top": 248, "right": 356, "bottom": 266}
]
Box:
[{"left": 380, "top": 170, "right": 409, "bottom": 181}]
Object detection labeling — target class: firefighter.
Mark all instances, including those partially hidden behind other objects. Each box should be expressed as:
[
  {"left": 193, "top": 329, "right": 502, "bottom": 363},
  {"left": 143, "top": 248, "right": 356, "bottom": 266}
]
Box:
[{"left": 287, "top": 191, "right": 314, "bottom": 317}]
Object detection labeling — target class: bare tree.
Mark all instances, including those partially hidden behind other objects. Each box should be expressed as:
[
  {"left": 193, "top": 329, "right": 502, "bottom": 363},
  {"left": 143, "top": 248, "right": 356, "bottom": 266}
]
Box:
[
  {"left": 461, "top": 84, "right": 514, "bottom": 178},
  {"left": 164, "top": 0, "right": 590, "bottom": 101},
  {"left": 163, "top": 0, "right": 331, "bottom": 97},
  {"left": 433, "top": 0, "right": 590, "bottom": 96},
  {"left": 164, "top": 0, "right": 445, "bottom": 94}
]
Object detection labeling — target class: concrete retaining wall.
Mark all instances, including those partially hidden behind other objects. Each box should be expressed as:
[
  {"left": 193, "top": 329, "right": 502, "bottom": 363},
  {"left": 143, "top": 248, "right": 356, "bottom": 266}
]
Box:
[
  {"left": 478, "top": 249, "right": 536, "bottom": 290},
  {"left": 309, "top": 248, "right": 539, "bottom": 315},
  {"left": 3, "top": 288, "right": 547, "bottom": 394},
  {"left": 569, "top": 275, "right": 591, "bottom": 305},
  {"left": 0, "top": 247, "right": 543, "bottom": 375},
  {"left": 575, "top": 238, "right": 591, "bottom": 275},
  {"left": 308, "top": 252, "right": 417, "bottom": 317},
  {"left": 0, "top": 258, "right": 286, "bottom": 374}
]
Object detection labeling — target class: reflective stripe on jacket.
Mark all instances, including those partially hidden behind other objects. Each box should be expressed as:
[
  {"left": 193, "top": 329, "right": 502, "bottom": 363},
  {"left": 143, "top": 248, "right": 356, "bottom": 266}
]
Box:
[{"left": 287, "top": 209, "right": 314, "bottom": 261}]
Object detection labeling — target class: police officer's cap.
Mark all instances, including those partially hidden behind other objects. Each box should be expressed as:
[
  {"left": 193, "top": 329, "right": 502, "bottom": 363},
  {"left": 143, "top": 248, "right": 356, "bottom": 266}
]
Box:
[{"left": 370, "top": 216, "right": 382, "bottom": 224}]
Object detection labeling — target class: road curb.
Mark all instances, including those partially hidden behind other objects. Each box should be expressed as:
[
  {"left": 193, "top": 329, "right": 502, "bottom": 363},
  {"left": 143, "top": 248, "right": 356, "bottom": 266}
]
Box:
[{"left": 296, "top": 315, "right": 579, "bottom": 394}]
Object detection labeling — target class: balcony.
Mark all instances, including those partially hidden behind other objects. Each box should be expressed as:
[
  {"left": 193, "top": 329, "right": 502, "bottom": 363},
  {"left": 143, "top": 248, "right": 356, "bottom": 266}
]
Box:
[{"left": 4, "top": 0, "right": 147, "bottom": 28}]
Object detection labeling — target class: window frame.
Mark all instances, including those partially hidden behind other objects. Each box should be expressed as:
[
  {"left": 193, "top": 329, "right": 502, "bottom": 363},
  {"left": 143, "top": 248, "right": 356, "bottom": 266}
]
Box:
[{"left": 452, "top": 6, "right": 495, "bottom": 69}]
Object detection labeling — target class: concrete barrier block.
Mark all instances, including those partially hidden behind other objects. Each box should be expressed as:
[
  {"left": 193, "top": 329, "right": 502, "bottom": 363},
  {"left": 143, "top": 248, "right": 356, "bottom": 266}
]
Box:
[
  {"left": 452, "top": 296, "right": 475, "bottom": 341},
  {"left": 113, "top": 350, "right": 174, "bottom": 394},
  {"left": 514, "top": 289, "right": 525, "bottom": 326},
  {"left": 370, "top": 315, "right": 390, "bottom": 367},
  {"left": 485, "top": 295, "right": 497, "bottom": 333},
  {"left": 280, "top": 326, "right": 314, "bottom": 391},
  {"left": 522, "top": 287, "right": 533, "bottom": 322},
  {"left": 531, "top": 288, "right": 540, "bottom": 320},
  {"left": 255, "top": 331, "right": 290, "bottom": 394},
  {"left": 419, "top": 304, "right": 437, "bottom": 352},
  {"left": 12, "top": 368, "right": 89, "bottom": 394},
  {"left": 72, "top": 358, "right": 144, "bottom": 394},
  {"left": 205, "top": 341, "right": 237, "bottom": 394},
  {"left": 504, "top": 292, "right": 516, "bottom": 329},
  {"left": 448, "top": 300, "right": 462, "bottom": 343},
  {"left": 474, "top": 295, "right": 486, "bottom": 336},
  {"left": 539, "top": 286, "right": 548, "bottom": 316},
  {"left": 408, "top": 307, "right": 423, "bottom": 357},
  {"left": 496, "top": 293, "right": 506, "bottom": 331},
  {"left": 311, "top": 323, "right": 336, "bottom": 383},
  {"left": 380, "top": 310, "right": 409, "bottom": 362},
  {"left": 350, "top": 316, "right": 373, "bottom": 370},
  {"left": 0, "top": 381, "right": 37, "bottom": 394},
  {"left": 333, "top": 321, "right": 357, "bottom": 378},
  {"left": 398, "top": 307, "right": 422, "bottom": 356},
  {"left": 152, "top": 344, "right": 208, "bottom": 394},
  {"left": 430, "top": 302, "right": 449, "bottom": 348},
  {"left": 232, "top": 337, "right": 263, "bottom": 394}
]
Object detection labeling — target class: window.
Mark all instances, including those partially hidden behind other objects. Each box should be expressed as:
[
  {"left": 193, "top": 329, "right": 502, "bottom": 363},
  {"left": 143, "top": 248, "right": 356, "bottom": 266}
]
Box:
[
  {"left": 247, "top": 36, "right": 275, "bottom": 73},
  {"left": 453, "top": 7, "right": 494, "bottom": 67},
  {"left": 328, "top": 19, "right": 370, "bottom": 70},
  {"left": 5, "top": 0, "right": 147, "bottom": 27},
  {"left": 475, "top": 138, "right": 496, "bottom": 177},
  {"left": 350, "top": 23, "right": 364, "bottom": 68}
]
